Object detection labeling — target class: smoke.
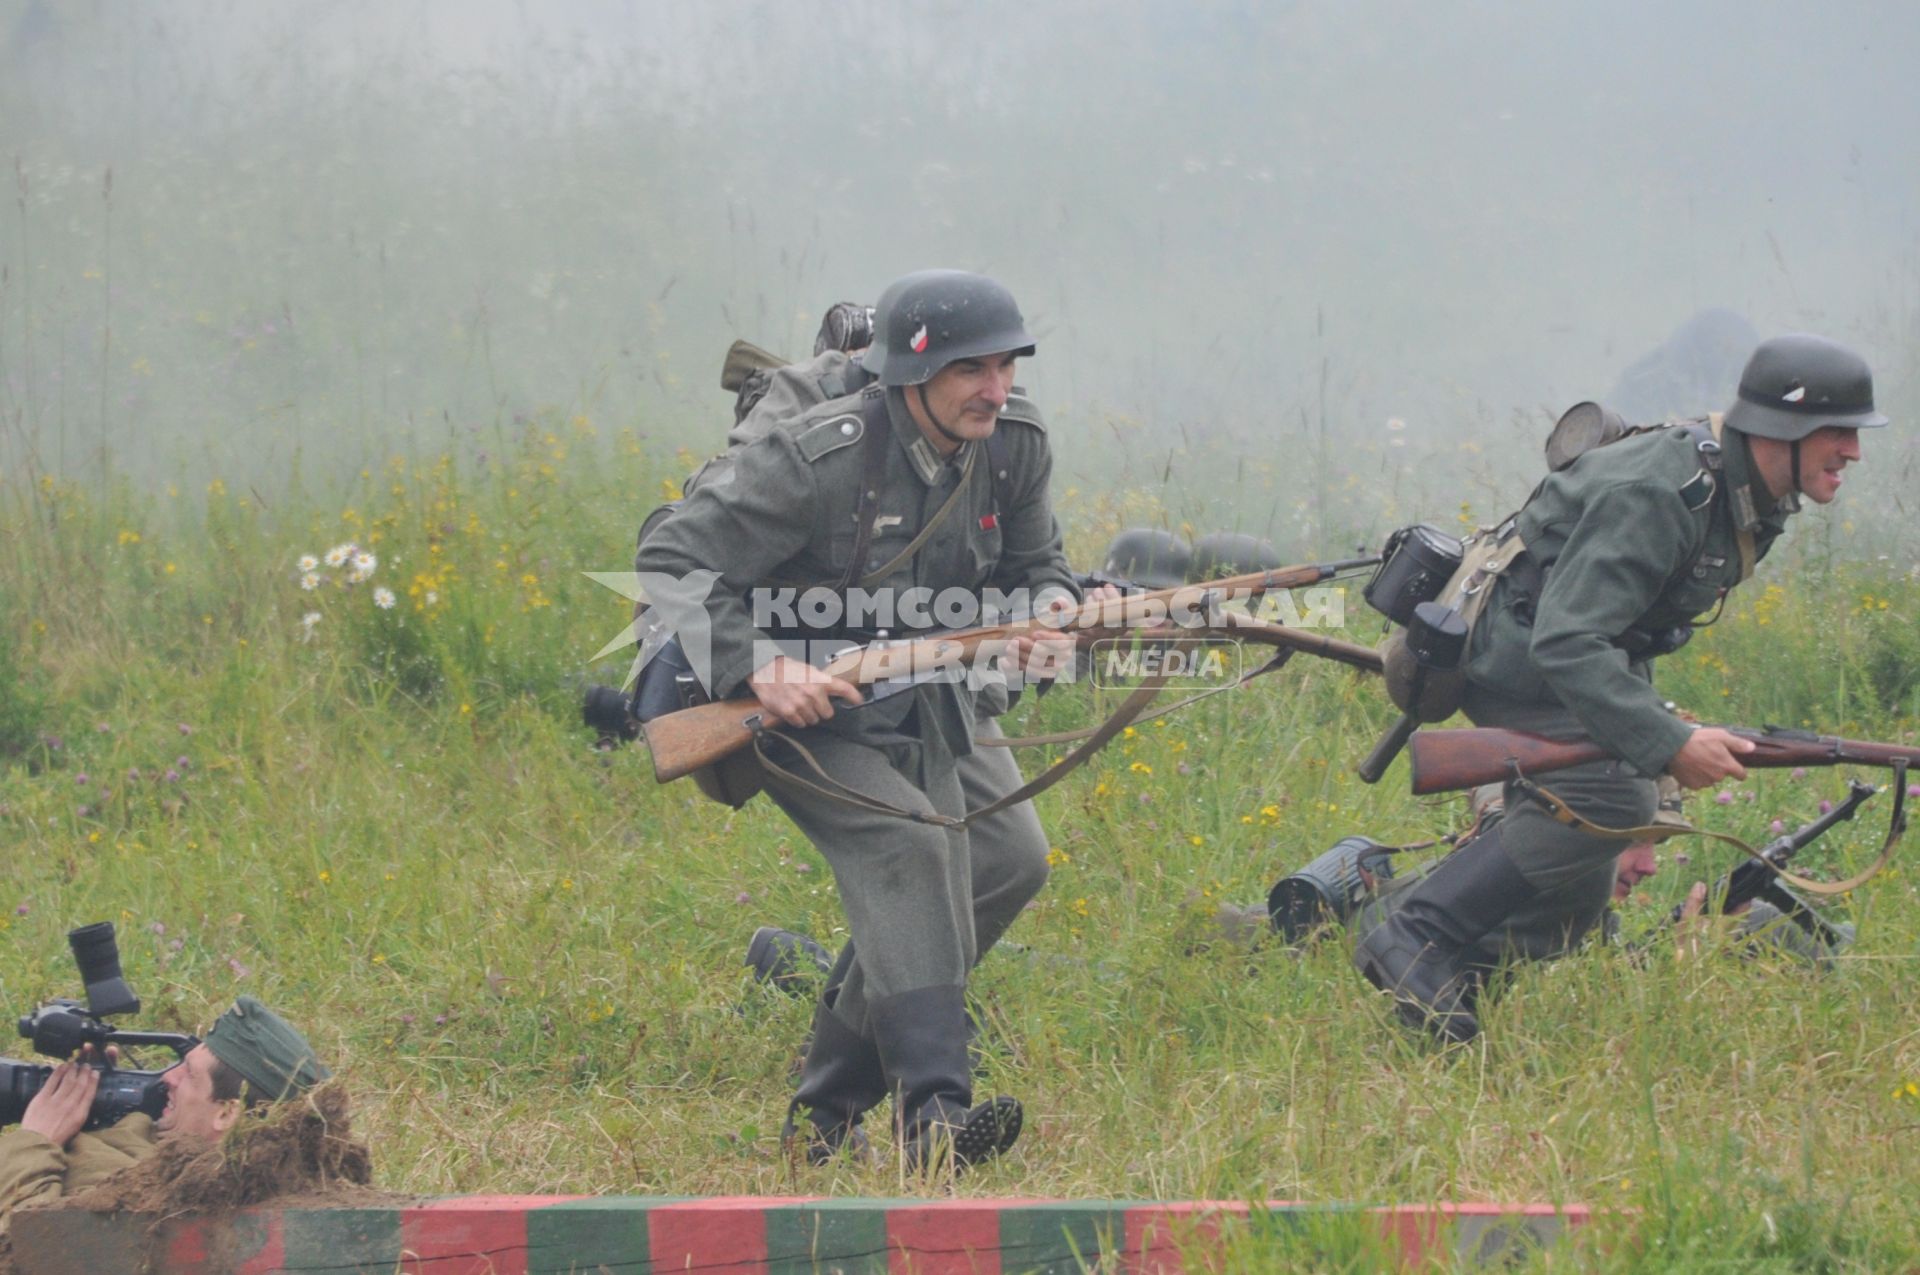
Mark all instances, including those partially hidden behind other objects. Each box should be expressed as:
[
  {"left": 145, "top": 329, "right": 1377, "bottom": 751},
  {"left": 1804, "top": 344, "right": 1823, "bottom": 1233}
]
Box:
[{"left": 3, "top": 0, "right": 1916, "bottom": 542}]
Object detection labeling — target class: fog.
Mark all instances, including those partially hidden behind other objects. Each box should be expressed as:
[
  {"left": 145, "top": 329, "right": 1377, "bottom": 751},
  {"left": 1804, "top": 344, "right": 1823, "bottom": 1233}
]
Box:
[{"left": 4, "top": 0, "right": 1918, "bottom": 545}]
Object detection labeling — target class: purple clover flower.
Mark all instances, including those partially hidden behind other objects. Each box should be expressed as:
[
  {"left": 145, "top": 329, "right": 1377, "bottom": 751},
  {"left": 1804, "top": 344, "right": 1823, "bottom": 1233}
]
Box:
[{"left": 1715, "top": 790, "right": 1733, "bottom": 805}]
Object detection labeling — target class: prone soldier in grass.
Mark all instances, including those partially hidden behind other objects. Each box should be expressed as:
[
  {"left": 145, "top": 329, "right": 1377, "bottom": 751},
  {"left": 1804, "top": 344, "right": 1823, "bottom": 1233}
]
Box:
[
  {"left": 637, "top": 270, "right": 1105, "bottom": 1170},
  {"left": 1354, "top": 333, "right": 1887, "bottom": 1044}
]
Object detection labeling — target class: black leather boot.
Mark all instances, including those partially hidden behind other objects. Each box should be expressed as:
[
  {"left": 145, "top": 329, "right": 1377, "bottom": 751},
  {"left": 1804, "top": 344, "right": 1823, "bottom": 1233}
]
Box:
[
  {"left": 870, "top": 985, "right": 1021, "bottom": 1171},
  {"left": 782, "top": 947, "right": 884, "bottom": 1165},
  {"left": 1352, "top": 823, "right": 1538, "bottom": 1044},
  {"left": 745, "top": 926, "right": 835, "bottom": 997}
]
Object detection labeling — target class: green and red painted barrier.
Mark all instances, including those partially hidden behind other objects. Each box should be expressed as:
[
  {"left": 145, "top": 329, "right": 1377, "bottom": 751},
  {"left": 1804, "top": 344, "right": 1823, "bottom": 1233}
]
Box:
[{"left": 10, "top": 1193, "right": 1593, "bottom": 1272}]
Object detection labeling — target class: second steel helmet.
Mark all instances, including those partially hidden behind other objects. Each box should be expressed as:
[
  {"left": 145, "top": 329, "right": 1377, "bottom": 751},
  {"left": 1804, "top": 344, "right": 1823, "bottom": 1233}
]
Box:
[
  {"left": 1723, "top": 333, "right": 1889, "bottom": 441},
  {"left": 1100, "top": 528, "right": 1193, "bottom": 590},
  {"left": 862, "top": 270, "right": 1037, "bottom": 388},
  {"left": 1189, "top": 532, "right": 1286, "bottom": 581}
]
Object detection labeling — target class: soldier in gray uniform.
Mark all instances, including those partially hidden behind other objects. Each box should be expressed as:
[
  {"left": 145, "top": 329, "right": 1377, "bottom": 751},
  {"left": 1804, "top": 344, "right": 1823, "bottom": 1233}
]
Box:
[
  {"left": 638, "top": 270, "right": 1090, "bottom": 1169},
  {"left": 1354, "top": 333, "right": 1888, "bottom": 1044}
]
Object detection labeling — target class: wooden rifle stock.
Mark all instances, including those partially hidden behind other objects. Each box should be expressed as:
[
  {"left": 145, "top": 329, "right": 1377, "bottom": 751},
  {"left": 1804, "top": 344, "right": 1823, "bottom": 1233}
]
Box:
[
  {"left": 1407, "top": 725, "right": 1920, "bottom": 796},
  {"left": 642, "top": 556, "right": 1378, "bottom": 784}
]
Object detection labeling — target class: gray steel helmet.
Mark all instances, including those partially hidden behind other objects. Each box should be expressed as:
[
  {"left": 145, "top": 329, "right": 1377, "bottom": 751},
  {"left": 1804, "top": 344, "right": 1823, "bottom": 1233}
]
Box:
[
  {"left": 1724, "top": 333, "right": 1889, "bottom": 441},
  {"left": 1100, "top": 528, "right": 1192, "bottom": 590},
  {"left": 1189, "top": 532, "right": 1285, "bottom": 581},
  {"left": 862, "top": 270, "right": 1036, "bottom": 387}
]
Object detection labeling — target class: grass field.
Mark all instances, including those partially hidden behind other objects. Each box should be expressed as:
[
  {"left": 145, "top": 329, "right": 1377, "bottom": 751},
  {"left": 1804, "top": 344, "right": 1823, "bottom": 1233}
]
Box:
[{"left": 2, "top": 417, "right": 1917, "bottom": 1272}]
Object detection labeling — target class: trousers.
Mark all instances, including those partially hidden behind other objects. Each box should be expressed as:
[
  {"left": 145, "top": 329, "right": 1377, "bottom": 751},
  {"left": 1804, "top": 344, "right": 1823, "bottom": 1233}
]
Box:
[{"left": 764, "top": 714, "right": 1050, "bottom": 1040}]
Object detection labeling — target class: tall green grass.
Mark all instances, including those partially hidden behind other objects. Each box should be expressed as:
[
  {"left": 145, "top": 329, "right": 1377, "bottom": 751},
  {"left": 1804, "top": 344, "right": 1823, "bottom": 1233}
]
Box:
[{"left": 1, "top": 419, "right": 1916, "bottom": 1270}]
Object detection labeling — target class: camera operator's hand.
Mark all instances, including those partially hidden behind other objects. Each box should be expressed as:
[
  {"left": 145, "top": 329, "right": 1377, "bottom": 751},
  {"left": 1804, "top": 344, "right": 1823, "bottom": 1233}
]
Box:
[{"left": 19, "top": 1046, "right": 106, "bottom": 1146}]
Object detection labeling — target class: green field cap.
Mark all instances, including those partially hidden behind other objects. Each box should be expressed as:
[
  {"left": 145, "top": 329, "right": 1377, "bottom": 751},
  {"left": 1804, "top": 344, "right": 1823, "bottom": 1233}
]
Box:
[{"left": 205, "top": 995, "right": 331, "bottom": 1101}]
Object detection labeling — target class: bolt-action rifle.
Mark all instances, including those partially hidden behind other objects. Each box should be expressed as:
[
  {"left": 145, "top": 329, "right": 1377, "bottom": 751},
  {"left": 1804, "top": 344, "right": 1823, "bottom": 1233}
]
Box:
[
  {"left": 641, "top": 556, "right": 1378, "bottom": 784},
  {"left": 1405, "top": 725, "right": 1920, "bottom": 797}
]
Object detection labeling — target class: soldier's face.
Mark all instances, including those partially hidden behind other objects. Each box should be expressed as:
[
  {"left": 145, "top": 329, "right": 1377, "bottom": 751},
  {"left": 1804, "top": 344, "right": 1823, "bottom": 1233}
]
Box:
[
  {"left": 1794, "top": 425, "right": 1862, "bottom": 505},
  {"left": 913, "top": 352, "right": 1019, "bottom": 449},
  {"left": 1612, "top": 843, "right": 1658, "bottom": 902}
]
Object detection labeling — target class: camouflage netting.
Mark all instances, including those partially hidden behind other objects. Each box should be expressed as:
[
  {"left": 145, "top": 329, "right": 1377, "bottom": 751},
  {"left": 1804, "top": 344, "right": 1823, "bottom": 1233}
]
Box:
[{"left": 57, "top": 1082, "right": 387, "bottom": 1215}]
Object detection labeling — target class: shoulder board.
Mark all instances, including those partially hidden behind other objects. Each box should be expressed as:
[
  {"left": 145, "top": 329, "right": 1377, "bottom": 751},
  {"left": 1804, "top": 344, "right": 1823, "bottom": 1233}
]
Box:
[
  {"left": 998, "top": 390, "right": 1046, "bottom": 431},
  {"left": 793, "top": 412, "right": 865, "bottom": 462}
]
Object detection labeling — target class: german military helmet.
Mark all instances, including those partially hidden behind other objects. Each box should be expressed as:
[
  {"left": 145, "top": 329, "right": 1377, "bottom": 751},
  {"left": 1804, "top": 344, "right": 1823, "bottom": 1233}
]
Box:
[
  {"left": 1099, "top": 528, "right": 1192, "bottom": 590},
  {"left": 861, "top": 270, "right": 1036, "bottom": 388},
  {"left": 1189, "top": 531, "right": 1285, "bottom": 581},
  {"left": 1723, "top": 333, "right": 1889, "bottom": 441}
]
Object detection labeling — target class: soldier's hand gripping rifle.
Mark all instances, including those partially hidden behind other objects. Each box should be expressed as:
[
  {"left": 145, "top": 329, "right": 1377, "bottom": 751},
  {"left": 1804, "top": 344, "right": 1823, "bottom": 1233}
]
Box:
[
  {"left": 640, "top": 556, "right": 1378, "bottom": 784},
  {"left": 1661, "top": 779, "right": 1877, "bottom": 948},
  {"left": 1405, "top": 723, "right": 1911, "bottom": 900},
  {"left": 1404, "top": 724, "right": 1920, "bottom": 797}
]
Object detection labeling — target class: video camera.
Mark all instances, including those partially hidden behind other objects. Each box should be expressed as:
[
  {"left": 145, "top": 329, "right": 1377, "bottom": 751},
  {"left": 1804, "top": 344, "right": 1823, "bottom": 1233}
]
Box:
[{"left": 0, "top": 922, "right": 198, "bottom": 1131}]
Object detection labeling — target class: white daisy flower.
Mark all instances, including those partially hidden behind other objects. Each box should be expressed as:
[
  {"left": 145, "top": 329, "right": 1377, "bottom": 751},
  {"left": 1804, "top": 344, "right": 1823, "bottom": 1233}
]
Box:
[
  {"left": 424, "top": 590, "right": 439, "bottom": 606},
  {"left": 373, "top": 587, "right": 396, "bottom": 610},
  {"left": 353, "top": 551, "right": 377, "bottom": 574},
  {"left": 300, "top": 572, "right": 321, "bottom": 591},
  {"left": 347, "top": 567, "right": 370, "bottom": 585},
  {"left": 324, "top": 543, "right": 353, "bottom": 568},
  {"left": 297, "top": 554, "right": 319, "bottom": 572}
]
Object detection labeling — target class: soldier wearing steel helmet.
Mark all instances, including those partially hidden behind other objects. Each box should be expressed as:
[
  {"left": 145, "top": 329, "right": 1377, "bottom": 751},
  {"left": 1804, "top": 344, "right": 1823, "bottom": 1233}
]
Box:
[
  {"left": 638, "top": 270, "right": 1100, "bottom": 1171},
  {"left": 1353, "top": 333, "right": 1887, "bottom": 1045}
]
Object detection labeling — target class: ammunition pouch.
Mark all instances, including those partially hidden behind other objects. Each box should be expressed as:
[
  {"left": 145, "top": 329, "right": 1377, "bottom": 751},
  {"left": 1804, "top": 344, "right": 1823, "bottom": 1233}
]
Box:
[{"left": 1380, "top": 525, "right": 1529, "bottom": 722}]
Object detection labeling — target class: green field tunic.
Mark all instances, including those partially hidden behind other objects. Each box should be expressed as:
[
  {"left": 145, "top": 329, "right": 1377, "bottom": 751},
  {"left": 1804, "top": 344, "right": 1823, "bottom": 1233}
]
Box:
[{"left": 1457, "top": 423, "right": 1794, "bottom": 915}]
